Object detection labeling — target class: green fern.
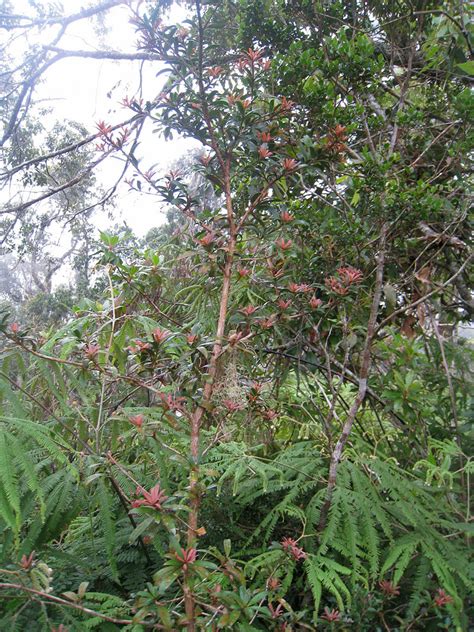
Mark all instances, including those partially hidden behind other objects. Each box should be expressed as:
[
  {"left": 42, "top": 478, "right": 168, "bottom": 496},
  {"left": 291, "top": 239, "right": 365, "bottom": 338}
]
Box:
[
  {"left": 305, "top": 554, "right": 352, "bottom": 617},
  {"left": 0, "top": 416, "right": 75, "bottom": 541},
  {"left": 96, "top": 479, "right": 119, "bottom": 583},
  {"left": 205, "top": 440, "right": 472, "bottom": 621},
  {"left": 0, "top": 432, "right": 21, "bottom": 530}
]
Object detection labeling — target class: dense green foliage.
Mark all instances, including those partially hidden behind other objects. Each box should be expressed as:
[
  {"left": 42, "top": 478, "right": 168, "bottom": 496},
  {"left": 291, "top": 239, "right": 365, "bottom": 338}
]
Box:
[{"left": 0, "top": 0, "right": 472, "bottom": 630}]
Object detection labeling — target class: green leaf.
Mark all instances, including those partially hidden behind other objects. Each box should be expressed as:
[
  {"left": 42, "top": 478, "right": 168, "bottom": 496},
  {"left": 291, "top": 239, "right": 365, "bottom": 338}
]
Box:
[{"left": 457, "top": 61, "right": 474, "bottom": 75}]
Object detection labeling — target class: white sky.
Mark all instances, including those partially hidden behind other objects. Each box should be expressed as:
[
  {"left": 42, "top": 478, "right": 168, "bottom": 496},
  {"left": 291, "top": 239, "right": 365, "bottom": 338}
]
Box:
[{"left": 20, "top": 0, "right": 197, "bottom": 236}]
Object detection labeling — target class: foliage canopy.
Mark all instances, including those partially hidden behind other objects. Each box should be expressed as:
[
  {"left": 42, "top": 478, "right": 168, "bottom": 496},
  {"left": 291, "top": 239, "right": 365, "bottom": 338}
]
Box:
[{"left": 0, "top": 0, "right": 472, "bottom": 630}]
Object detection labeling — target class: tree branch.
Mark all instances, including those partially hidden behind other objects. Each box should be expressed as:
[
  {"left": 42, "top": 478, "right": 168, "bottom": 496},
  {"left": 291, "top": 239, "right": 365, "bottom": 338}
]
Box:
[
  {"left": 375, "top": 254, "right": 473, "bottom": 333},
  {"left": 1, "top": 152, "right": 111, "bottom": 216},
  {"left": 0, "top": 582, "right": 150, "bottom": 626},
  {"left": 318, "top": 223, "right": 387, "bottom": 531},
  {"left": 43, "top": 46, "right": 169, "bottom": 62},
  {"left": 1, "top": 114, "right": 144, "bottom": 181}
]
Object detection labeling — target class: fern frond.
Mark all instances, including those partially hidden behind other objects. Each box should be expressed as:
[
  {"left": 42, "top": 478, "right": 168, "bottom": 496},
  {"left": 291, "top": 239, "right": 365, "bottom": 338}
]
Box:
[
  {"left": 96, "top": 479, "right": 119, "bottom": 583},
  {"left": 10, "top": 434, "right": 46, "bottom": 520},
  {"left": 0, "top": 433, "right": 20, "bottom": 530},
  {"left": 305, "top": 554, "right": 352, "bottom": 616},
  {"left": 380, "top": 533, "right": 420, "bottom": 577},
  {"left": 406, "top": 556, "right": 431, "bottom": 619}
]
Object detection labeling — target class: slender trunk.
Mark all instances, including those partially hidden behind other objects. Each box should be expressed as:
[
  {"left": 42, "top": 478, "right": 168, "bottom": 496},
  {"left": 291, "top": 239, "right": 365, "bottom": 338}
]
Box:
[
  {"left": 187, "top": 243, "right": 235, "bottom": 538},
  {"left": 184, "top": 8, "right": 236, "bottom": 625},
  {"left": 183, "top": 243, "right": 235, "bottom": 630},
  {"left": 184, "top": 155, "right": 235, "bottom": 628}
]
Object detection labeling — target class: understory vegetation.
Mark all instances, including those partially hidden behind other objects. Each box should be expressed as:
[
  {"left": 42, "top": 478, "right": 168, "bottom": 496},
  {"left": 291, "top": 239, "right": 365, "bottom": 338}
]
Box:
[{"left": 0, "top": 0, "right": 472, "bottom": 630}]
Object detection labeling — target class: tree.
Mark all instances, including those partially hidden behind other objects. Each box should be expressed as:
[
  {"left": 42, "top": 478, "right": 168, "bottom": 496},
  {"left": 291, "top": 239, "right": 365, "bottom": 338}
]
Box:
[
  {"left": 0, "top": 0, "right": 146, "bottom": 302},
  {"left": 0, "top": 116, "right": 112, "bottom": 326},
  {"left": 0, "top": 1, "right": 472, "bottom": 630}
]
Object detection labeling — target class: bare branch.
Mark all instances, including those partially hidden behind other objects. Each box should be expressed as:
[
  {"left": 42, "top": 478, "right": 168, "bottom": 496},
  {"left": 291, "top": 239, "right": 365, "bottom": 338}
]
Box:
[
  {"left": 1, "top": 114, "right": 145, "bottom": 181},
  {"left": 0, "top": 153, "right": 108, "bottom": 216},
  {"left": 0, "top": 0, "right": 126, "bottom": 29},
  {"left": 0, "top": 582, "right": 151, "bottom": 627},
  {"left": 43, "top": 46, "right": 169, "bottom": 62},
  {"left": 0, "top": 53, "right": 63, "bottom": 147},
  {"left": 376, "top": 254, "right": 473, "bottom": 333}
]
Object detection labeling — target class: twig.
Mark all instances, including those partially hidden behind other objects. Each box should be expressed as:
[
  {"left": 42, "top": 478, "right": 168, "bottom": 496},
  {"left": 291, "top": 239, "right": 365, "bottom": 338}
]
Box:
[
  {"left": 0, "top": 582, "right": 150, "bottom": 626},
  {"left": 1, "top": 114, "right": 144, "bottom": 181},
  {"left": 375, "top": 254, "right": 473, "bottom": 333}
]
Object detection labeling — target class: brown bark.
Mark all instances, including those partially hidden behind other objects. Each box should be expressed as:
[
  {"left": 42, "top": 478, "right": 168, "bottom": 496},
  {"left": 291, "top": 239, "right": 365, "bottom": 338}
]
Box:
[
  {"left": 184, "top": 173, "right": 235, "bottom": 628},
  {"left": 183, "top": 10, "right": 236, "bottom": 625}
]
